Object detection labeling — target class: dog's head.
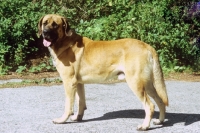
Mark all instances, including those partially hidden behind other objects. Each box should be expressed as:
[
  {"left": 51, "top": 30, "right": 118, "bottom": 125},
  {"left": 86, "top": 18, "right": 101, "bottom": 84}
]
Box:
[{"left": 38, "top": 14, "right": 72, "bottom": 47}]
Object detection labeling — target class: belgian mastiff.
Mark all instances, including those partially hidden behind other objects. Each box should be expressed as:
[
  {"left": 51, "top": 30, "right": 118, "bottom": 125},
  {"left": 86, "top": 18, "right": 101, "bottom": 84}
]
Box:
[{"left": 38, "top": 14, "right": 168, "bottom": 130}]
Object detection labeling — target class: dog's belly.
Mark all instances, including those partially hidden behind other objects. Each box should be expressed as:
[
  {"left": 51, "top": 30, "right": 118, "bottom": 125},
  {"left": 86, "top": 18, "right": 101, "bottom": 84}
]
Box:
[
  {"left": 77, "top": 66, "right": 126, "bottom": 84},
  {"left": 78, "top": 72, "right": 126, "bottom": 84}
]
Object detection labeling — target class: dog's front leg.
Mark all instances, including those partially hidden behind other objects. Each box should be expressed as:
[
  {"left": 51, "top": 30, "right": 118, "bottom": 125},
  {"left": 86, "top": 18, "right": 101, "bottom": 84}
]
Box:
[
  {"left": 71, "top": 83, "right": 87, "bottom": 121},
  {"left": 53, "top": 81, "right": 76, "bottom": 124}
]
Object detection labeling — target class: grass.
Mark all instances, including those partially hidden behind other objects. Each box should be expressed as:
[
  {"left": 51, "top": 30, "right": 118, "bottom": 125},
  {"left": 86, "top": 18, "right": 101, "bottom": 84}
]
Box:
[{"left": 0, "top": 78, "right": 62, "bottom": 88}]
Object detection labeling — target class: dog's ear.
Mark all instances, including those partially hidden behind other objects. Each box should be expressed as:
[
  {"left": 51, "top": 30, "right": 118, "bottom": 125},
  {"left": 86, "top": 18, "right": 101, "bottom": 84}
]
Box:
[
  {"left": 38, "top": 16, "right": 44, "bottom": 36},
  {"left": 61, "top": 18, "right": 72, "bottom": 36}
]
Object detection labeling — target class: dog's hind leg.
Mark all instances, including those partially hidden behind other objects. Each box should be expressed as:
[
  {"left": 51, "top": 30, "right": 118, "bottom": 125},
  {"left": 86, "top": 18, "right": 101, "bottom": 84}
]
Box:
[
  {"left": 71, "top": 83, "right": 87, "bottom": 121},
  {"left": 126, "top": 76, "right": 155, "bottom": 131},
  {"left": 53, "top": 81, "right": 76, "bottom": 124},
  {"left": 145, "top": 81, "right": 166, "bottom": 125}
]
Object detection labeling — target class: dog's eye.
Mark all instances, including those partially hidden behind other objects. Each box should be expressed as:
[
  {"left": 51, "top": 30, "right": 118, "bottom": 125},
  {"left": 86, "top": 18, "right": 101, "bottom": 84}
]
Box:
[
  {"left": 43, "top": 21, "right": 48, "bottom": 26},
  {"left": 52, "top": 22, "right": 58, "bottom": 29}
]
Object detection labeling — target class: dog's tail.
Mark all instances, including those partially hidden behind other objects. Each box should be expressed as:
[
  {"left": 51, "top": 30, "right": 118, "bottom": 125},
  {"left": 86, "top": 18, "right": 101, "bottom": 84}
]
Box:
[{"left": 151, "top": 48, "right": 169, "bottom": 106}]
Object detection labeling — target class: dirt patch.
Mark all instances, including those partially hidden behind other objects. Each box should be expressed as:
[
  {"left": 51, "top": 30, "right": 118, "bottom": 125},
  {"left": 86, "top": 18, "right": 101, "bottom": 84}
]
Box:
[
  {"left": 165, "top": 72, "right": 200, "bottom": 82},
  {"left": 0, "top": 71, "right": 199, "bottom": 82},
  {"left": 0, "top": 72, "right": 59, "bottom": 80}
]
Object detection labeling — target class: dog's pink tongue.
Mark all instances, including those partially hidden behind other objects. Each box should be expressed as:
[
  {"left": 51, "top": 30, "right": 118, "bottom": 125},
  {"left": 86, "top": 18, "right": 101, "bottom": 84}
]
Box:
[{"left": 43, "top": 39, "right": 51, "bottom": 47}]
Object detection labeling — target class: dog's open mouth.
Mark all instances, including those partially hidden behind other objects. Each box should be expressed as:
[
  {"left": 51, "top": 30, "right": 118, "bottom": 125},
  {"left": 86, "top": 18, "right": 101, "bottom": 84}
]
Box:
[
  {"left": 42, "top": 30, "right": 57, "bottom": 47},
  {"left": 43, "top": 35, "right": 57, "bottom": 47},
  {"left": 43, "top": 39, "right": 52, "bottom": 47}
]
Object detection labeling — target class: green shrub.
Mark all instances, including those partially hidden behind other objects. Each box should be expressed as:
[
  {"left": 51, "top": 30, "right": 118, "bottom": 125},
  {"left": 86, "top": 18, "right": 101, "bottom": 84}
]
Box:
[
  {"left": 0, "top": 0, "right": 199, "bottom": 75},
  {"left": 0, "top": 0, "right": 66, "bottom": 75},
  {"left": 64, "top": 0, "right": 199, "bottom": 72}
]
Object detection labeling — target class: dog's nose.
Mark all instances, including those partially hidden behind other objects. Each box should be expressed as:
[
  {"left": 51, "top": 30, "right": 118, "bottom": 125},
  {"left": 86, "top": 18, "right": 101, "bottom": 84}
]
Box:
[{"left": 43, "top": 29, "right": 49, "bottom": 35}]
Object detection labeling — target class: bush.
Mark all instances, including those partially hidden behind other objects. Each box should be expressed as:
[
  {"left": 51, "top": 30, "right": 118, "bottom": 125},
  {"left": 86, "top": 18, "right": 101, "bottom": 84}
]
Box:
[
  {"left": 0, "top": 0, "right": 67, "bottom": 75},
  {"left": 0, "top": 0, "right": 199, "bottom": 75},
  {"left": 64, "top": 0, "right": 199, "bottom": 72}
]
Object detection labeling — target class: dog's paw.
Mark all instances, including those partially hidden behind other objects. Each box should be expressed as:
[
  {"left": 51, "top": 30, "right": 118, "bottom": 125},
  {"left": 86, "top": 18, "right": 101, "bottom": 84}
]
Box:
[
  {"left": 52, "top": 117, "right": 67, "bottom": 124},
  {"left": 153, "top": 119, "right": 164, "bottom": 125},
  {"left": 70, "top": 115, "right": 83, "bottom": 121},
  {"left": 136, "top": 125, "right": 149, "bottom": 131}
]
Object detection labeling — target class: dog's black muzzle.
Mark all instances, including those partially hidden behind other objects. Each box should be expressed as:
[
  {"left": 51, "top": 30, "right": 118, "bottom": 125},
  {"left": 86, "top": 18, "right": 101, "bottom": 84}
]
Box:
[{"left": 42, "top": 28, "right": 58, "bottom": 43}]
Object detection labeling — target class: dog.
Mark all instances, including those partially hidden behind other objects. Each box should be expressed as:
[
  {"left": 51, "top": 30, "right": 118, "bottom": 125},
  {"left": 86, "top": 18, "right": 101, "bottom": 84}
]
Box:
[{"left": 38, "top": 14, "right": 168, "bottom": 131}]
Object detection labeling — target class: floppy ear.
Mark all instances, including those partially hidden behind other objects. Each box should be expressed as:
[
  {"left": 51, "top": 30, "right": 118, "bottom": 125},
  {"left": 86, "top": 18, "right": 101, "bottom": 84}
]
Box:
[
  {"left": 38, "top": 16, "right": 44, "bottom": 36},
  {"left": 61, "top": 18, "right": 72, "bottom": 36}
]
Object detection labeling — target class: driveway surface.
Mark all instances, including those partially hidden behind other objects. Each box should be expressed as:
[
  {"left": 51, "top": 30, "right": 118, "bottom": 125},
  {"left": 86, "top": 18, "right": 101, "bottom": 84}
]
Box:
[{"left": 0, "top": 81, "right": 200, "bottom": 133}]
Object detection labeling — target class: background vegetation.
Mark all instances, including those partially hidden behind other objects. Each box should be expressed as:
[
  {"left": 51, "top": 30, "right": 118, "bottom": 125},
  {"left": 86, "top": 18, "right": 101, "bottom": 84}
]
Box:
[{"left": 0, "top": 0, "right": 199, "bottom": 75}]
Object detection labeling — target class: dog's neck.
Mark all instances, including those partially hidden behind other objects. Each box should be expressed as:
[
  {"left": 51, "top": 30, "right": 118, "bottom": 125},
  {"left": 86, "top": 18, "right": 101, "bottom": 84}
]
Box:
[{"left": 47, "top": 32, "right": 85, "bottom": 66}]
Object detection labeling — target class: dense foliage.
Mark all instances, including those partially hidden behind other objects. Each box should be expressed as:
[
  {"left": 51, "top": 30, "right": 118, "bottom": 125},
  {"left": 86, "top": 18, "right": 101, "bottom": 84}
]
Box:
[
  {"left": 0, "top": 0, "right": 199, "bottom": 74},
  {"left": 0, "top": 0, "right": 65, "bottom": 74}
]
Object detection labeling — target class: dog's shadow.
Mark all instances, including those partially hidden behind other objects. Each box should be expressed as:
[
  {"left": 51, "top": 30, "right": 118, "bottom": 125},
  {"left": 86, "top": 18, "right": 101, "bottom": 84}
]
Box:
[{"left": 75, "top": 109, "right": 200, "bottom": 128}]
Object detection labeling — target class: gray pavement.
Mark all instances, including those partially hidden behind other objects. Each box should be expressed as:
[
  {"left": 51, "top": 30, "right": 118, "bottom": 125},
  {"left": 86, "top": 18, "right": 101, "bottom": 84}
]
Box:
[{"left": 0, "top": 81, "right": 200, "bottom": 133}]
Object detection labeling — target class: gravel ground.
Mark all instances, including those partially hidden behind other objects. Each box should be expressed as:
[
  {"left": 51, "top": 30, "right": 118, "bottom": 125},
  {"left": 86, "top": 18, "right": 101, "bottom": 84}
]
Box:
[{"left": 0, "top": 81, "right": 200, "bottom": 133}]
